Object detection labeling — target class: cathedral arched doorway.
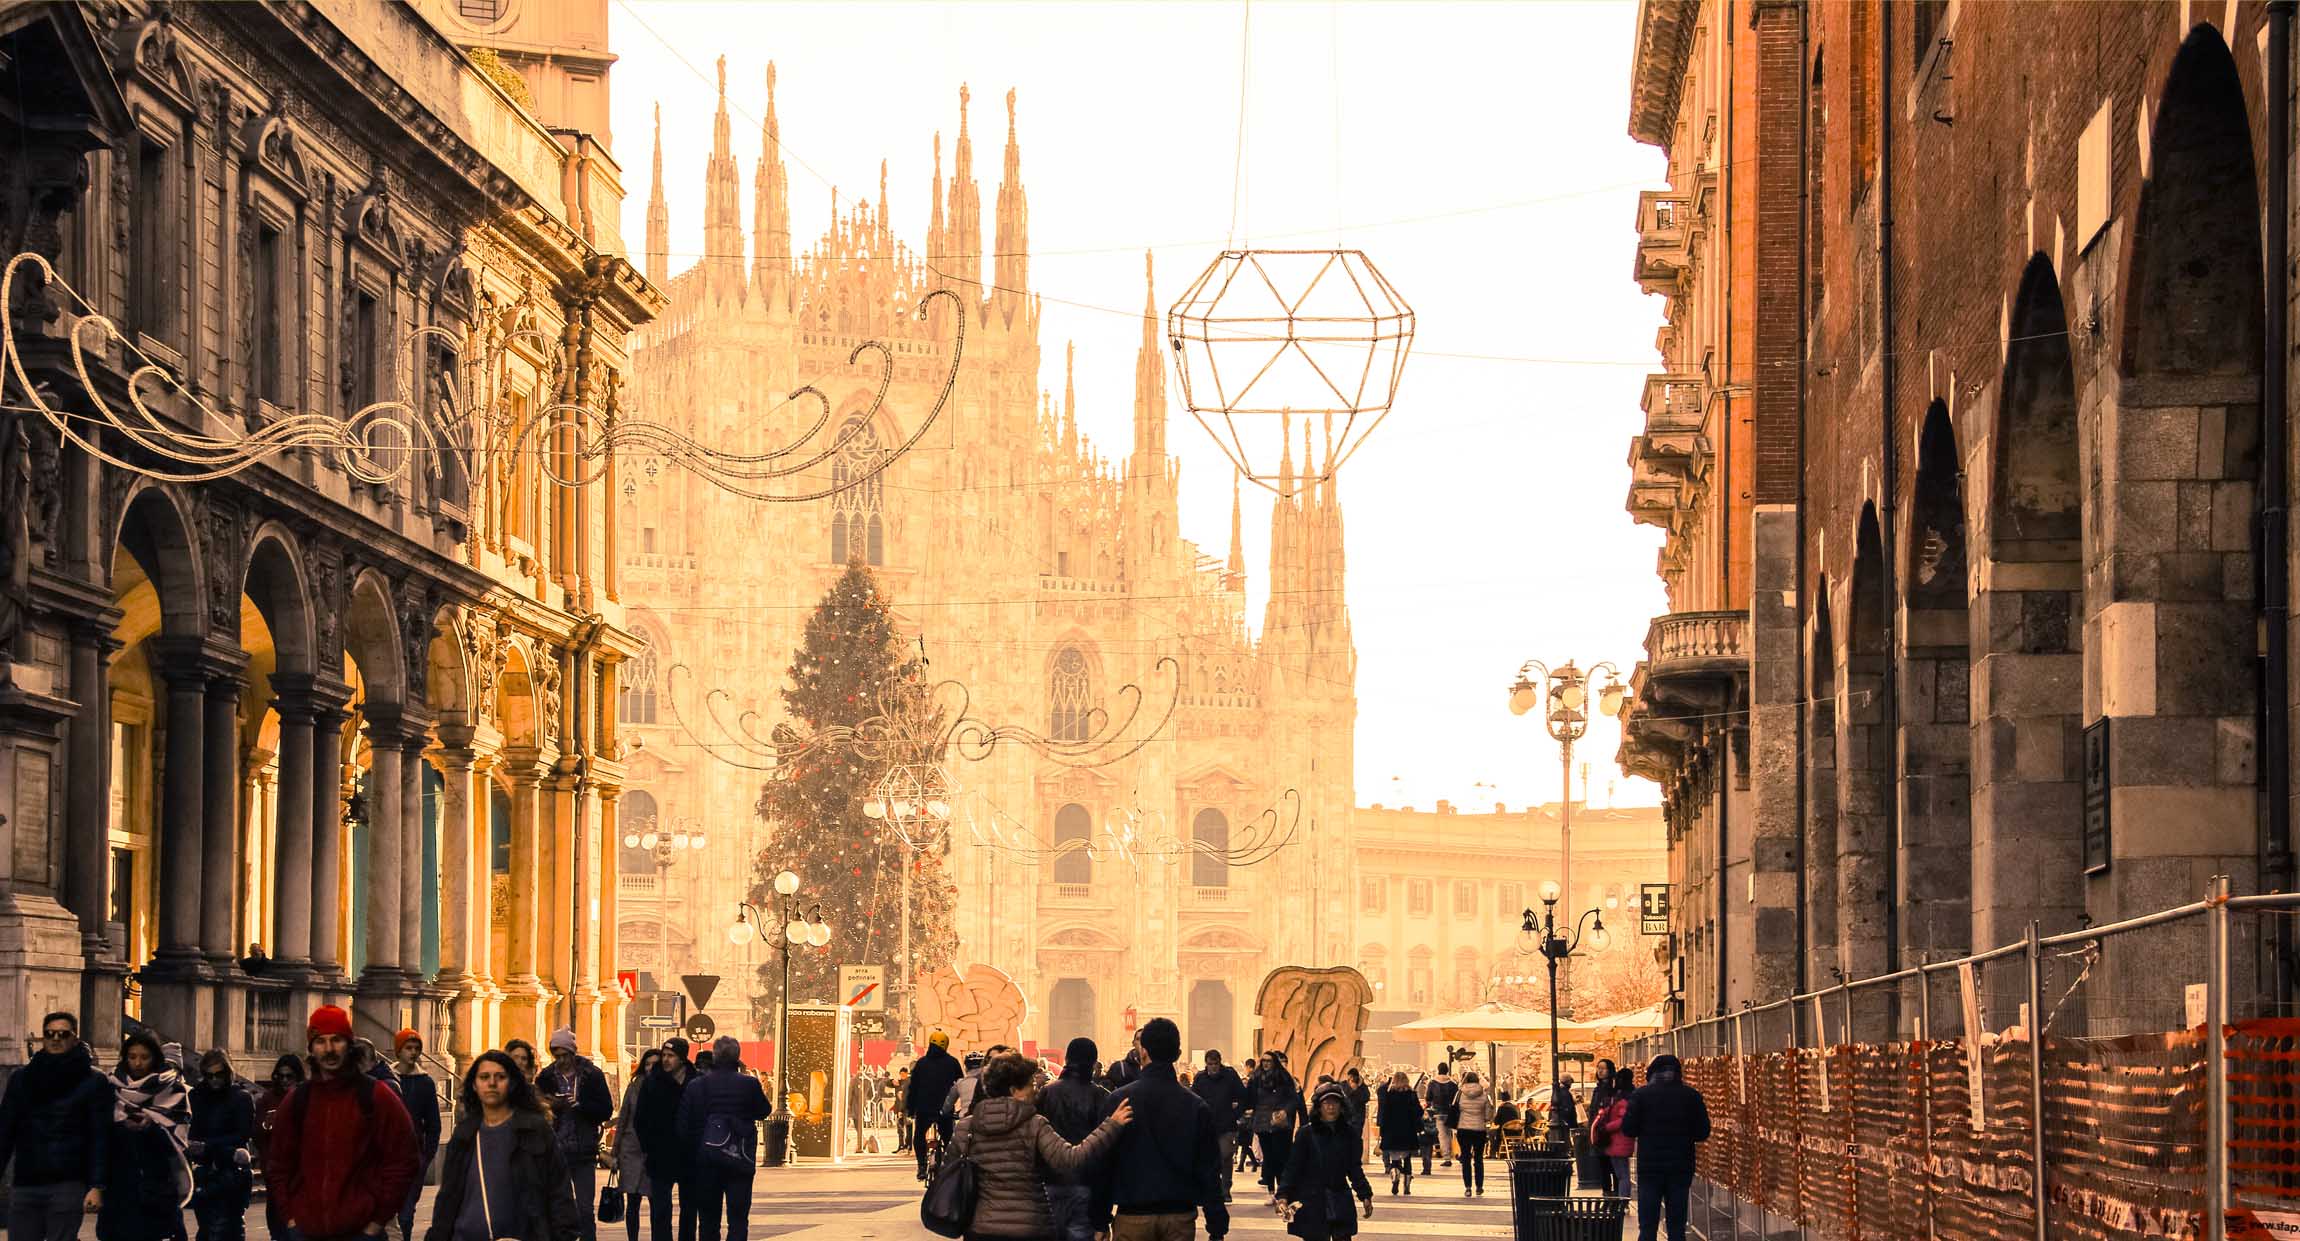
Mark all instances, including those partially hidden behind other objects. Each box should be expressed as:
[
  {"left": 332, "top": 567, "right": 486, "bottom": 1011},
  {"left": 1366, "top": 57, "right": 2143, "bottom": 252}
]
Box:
[
  {"left": 1187, "top": 979, "right": 1233, "bottom": 1056},
  {"left": 1839, "top": 507, "right": 1891, "bottom": 978},
  {"left": 1049, "top": 978, "right": 1095, "bottom": 1051},
  {"left": 1901, "top": 403, "right": 1971, "bottom": 960}
]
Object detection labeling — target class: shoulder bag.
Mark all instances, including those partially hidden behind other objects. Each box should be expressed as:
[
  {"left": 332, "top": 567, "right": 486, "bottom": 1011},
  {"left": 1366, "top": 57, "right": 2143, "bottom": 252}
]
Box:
[
  {"left": 597, "top": 1163, "right": 624, "bottom": 1224},
  {"left": 476, "top": 1130, "right": 522, "bottom": 1241},
  {"left": 919, "top": 1126, "right": 979, "bottom": 1239}
]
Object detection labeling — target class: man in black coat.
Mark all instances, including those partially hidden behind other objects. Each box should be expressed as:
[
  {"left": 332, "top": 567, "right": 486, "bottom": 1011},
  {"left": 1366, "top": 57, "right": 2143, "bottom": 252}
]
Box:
[
  {"left": 635, "top": 1038, "right": 698, "bottom": 1241},
  {"left": 1037, "top": 1037, "right": 1109, "bottom": 1241},
  {"left": 1188, "top": 1050, "right": 1246, "bottom": 1201},
  {"left": 1619, "top": 1054, "right": 1711, "bottom": 1241},
  {"left": 902, "top": 1032, "right": 963, "bottom": 1182},
  {"left": 675, "top": 1038, "right": 769, "bottom": 1241},
  {"left": 1095, "top": 1019, "right": 1229, "bottom": 1241},
  {"left": 0, "top": 1011, "right": 109, "bottom": 1241},
  {"left": 538, "top": 1029, "right": 614, "bottom": 1241},
  {"left": 188, "top": 1050, "right": 256, "bottom": 1241}
]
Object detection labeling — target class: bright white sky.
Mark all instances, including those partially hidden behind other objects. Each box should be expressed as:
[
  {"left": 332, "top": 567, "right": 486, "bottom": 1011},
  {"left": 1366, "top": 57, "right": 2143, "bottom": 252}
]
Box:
[{"left": 608, "top": 0, "right": 1668, "bottom": 811}]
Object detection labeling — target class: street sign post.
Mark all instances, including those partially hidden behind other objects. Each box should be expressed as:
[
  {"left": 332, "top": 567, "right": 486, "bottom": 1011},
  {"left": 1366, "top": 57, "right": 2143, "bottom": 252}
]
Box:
[
  {"left": 838, "top": 965, "right": 886, "bottom": 1011},
  {"left": 686, "top": 1013, "right": 717, "bottom": 1042},
  {"left": 638, "top": 1016, "right": 679, "bottom": 1029},
  {"left": 682, "top": 974, "right": 721, "bottom": 1012}
]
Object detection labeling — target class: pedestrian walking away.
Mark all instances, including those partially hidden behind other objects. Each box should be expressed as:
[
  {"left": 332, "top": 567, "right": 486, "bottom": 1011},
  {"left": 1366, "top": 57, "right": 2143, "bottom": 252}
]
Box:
[
  {"left": 1451, "top": 1071, "right": 1492, "bottom": 1198},
  {"left": 1094, "top": 1018, "right": 1231, "bottom": 1241},
  {"left": 1247, "top": 1051, "right": 1303, "bottom": 1200},
  {"left": 1276, "top": 1084, "right": 1373, "bottom": 1241},
  {"left": 0, "top": 1011, "right": 112, "bottom": 1241},
  {"left": 267, "top": 1007, "right": 420, "bottom": 1241},
  {"left": 1340, "top": 1069, "right": 1370, "bottom": 1165},
  {"left": 674, "top": 1038, "right": 768, "bottom": 1241},
  {"left": 952, "top": 1052, "right": 1131, "bottom": 1241},
  {"left": 633, "top": 1038, "right": 698, "bottom": 1241},
  {"left": 1232, "top": 1058, "right": 1260, "bottom": 1176},
  {"left": 611, "top": 1051, "right": 659, "bottom": 1241},
  {"left": 1372, "top": 1072, "right": 1421, "bottom": 1198},
  {"left": 188, "top": 1050, "right": 255, "bottom": 1241},
  {"left": 904, "top": 1033, "right": 964, "bottom": 1183},
  {"left": 1620, "top": 1054, "right": 1710, "bottom": 1241},
  {"left": 537, "top": 1029, "right": 614, "bottom": 1241},
  {"left": 1036, "top": 1038, "right": 1112, "bottom": 1241},
  {"left": 424, "top": 1050, "right": 582, "bottom": 1241},
  {"left": 1188, "top": 1050, "right": 1247, "bottom": 1203},
  {"left": 1591, "top": 1068, "right": 1635, "bottom": 1201},
  {"left": 1420, "top": 1064, "right": 1457, "bottom": 1170},
  {"left": 392, "top": 1033, "right": 443, "bottom": 1241},
  {"left": 99, "top": 1030, "right": 192, "bottom": 1241}
]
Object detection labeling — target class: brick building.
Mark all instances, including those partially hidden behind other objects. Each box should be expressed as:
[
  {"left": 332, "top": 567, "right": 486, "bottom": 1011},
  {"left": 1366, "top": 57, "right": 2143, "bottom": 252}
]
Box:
[{"left": 1619, "top": 0, "right": 2296, "bottom": 1020}]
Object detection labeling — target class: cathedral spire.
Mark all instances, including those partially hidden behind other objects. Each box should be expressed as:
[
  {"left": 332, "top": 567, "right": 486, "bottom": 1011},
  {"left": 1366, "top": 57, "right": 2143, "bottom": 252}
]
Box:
[
  {"left": 945, "top": 84, "right": 982, "bottom": 305},
  {"left": 992, "top": 87, "right": 1029, "bottom": 325},
  {"left": 750, "top": 63, "right": 790, "bottom": 310},
  {"left": 1061, "top": 341, "right": 1077, "bottom": 456},
  {"left": 1228, "top": 472, "right": 1245, "bottom": 579},
  {"left": 927, "top": 131, "right": 946, "bottom": 278},
  {"left": 1132, "top": 250, "right": 1165, "bottom": 459},
  {"left": 645, "top": 102, "right": 668, "bottom": 288},
  {"left": 703, "top": 55, "right": 745, "bottom": 301},
  {"left": 1278, "top": 409, "right": 1295, "bottom": 498},
  {"left": 877, "top": 157, "right": 891, "bottom": 254}
]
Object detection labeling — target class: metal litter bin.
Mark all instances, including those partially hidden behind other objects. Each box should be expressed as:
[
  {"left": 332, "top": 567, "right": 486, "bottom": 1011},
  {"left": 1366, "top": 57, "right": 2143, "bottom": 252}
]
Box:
[
  {"left": 1508, "top": 1155, "right": 1576, "bottom": 1236},
  {"left": 1520, "top": 1195, "right": 1631, "bottom": 1241},
  {"left": 762, "top": 1113, "right": 790, "bottom": 1167}
]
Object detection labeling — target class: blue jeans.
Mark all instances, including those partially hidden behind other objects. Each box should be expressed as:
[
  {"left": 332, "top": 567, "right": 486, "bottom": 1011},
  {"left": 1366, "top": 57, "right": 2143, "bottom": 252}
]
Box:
[
  {"left": 1045, "top": 1183, "right": 1095, "bottom": 1241},
  {"left": 9, "top": 1180, "right": 87, "bottom": 1241},
  {"left": 1607, "top": 1155, "right": 1632, "bottom": 1200},
  {"left": 1636, "top": 1166, "right": 1692, "bottom": 1241}
]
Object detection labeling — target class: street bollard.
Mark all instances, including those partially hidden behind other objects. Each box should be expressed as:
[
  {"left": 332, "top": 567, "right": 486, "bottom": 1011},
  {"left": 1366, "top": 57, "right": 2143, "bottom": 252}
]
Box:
[{"left": 763, "top": 1112, "right": 790, "bottom": 1167}]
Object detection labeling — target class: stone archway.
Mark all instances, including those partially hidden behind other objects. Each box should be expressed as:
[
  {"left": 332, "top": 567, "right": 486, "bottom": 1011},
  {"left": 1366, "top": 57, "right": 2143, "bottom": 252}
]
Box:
[
  {"left": 2100, "top": 22, "right": 2266, "bottom": 910},
  {"left": 1803, "top": 576, "right": 1838, "bottom": 983},
  {"left": 1901, "top": 403, "right": 1971, "bottom": 959},
  {"left": 1976, "top": 255, "right": 2088, "bottom": 946},
  {"left": 1838, "top": 507, "right": 1891, "bottom": 979}
]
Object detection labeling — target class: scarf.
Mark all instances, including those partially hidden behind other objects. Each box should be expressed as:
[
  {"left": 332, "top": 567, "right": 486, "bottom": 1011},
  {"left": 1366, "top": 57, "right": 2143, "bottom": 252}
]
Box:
[
  {"left": 18, "top": 1044, "right": 95, "bottom": 1107},
  {"left": 114, "top": 1065, "right": 195, "bottom": 1206}
]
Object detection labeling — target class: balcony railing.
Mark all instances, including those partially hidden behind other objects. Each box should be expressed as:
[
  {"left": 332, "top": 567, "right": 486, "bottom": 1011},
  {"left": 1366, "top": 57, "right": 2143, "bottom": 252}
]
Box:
[
  {"left": 619, "top": 872, "right": 661, "bottom": 898},
  {"left": 1634, "top": 191, "right": 1693, "bottom": 296},
  {"left": 1640, "top": 372, "right": 1705, "bottom": 433},
  {"left": 1184, "top": 885, "right": 1232, "bottom": 906},
  {"left": 1643, "top": 610, "right": 1748, "bottom": 681},
  {"left": 1051, "top": 883, "right": 1092, "bottom": 902}
]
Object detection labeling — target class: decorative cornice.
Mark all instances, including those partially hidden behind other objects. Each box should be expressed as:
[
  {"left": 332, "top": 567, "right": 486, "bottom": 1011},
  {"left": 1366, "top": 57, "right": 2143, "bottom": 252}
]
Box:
[{"left": 1628, "top": 0, "right": 1700, "bottom": 149}]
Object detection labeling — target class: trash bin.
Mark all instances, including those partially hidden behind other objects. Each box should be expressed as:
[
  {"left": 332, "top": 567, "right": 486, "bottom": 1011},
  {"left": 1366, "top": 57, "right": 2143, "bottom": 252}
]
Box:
[
  {"left": 1519, "top": 1195, "right": 1630, "bottom": 1241},
  {"left": 1507, "top": 1154, "right": 1576, "bottom": 1235},
  {"left": 762, "top": 1113, "right": 790, "bottom": 1167},
  {"left": 1573, "top": 1127, "right": 1606, "bottom": 1190}
]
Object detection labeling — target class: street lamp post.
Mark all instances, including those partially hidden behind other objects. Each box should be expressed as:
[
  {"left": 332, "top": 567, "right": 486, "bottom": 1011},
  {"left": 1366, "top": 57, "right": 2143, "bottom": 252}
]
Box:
[
  {"left": 623, "top": 816, "right": 706, "bottom": 997},
  {"left": 1523, "top": 882, "right": 1610, "bottom": 1144},
  {"left": 731, "top": 872, "right": 831, "bottom": 1138},
  {"left": 1507, "top": 660, "right": 1625, "bottom": 999},
  {"left": 863, "top": 771, "right": 953, "bottom": 1054}
]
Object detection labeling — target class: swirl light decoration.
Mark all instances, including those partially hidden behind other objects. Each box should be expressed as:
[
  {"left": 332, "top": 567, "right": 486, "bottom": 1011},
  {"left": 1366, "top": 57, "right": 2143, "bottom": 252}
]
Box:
[
  {"left": 0, "top": 251, "right": 963, "bottom": 500},
  {"left": 955, "top": 787, "right": 1303, "bottom": 873}
]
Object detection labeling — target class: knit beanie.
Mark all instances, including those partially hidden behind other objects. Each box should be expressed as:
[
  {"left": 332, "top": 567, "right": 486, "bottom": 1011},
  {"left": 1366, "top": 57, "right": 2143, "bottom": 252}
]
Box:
[
  {"left": 394, "top": 1028, "right": 423, "bottom": 1053},
  {"left": 1064, "top": 1036, "right": 1098, "bottom": 1070},
  {"left": 307, "top": 1005, "right": 354, "bottom": 1043}
]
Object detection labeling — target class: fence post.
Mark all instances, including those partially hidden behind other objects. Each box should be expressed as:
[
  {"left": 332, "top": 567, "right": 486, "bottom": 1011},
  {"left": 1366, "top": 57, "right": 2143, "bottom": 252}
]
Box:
[
  {"left": 2207, "top": 874, "right": 2229, "bottom": 1241},
  {"left": 1918, "top": 958, "right": 1934, "bottom": 1241},
  {"left": 2027, "top": 921, "right": 2050, "bottom": 1241}
]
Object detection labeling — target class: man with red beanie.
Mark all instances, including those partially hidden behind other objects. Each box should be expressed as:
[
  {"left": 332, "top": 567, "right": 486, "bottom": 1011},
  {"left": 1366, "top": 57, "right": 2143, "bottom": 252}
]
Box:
[{"left": 268, "top": 1006, "right": 419, "bottom": 1241}]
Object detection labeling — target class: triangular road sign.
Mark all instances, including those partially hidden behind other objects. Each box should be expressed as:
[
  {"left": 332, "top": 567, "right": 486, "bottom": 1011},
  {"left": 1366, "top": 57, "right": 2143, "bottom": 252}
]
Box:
[{"left": 681, "top": 974, "right": 720, "bottom": 1012}]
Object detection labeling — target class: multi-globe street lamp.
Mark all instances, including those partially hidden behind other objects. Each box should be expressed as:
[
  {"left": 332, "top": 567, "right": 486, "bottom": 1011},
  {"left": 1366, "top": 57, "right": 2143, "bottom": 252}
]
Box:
[
  {"left": 623, "top": 815, "right": 705, "bottom": 990},
  {"left": 863, "top": 768, "right": 953, "bottom": 1054},
  {"left": 1522, "top": 882, "right": 1610, "bottom": 1143},
  {"left": 730, "top": 870, "right": 831, "bottom": 1131},
  {"left": 1507, "top": 660, "right": 1625, "bottom": 996}
]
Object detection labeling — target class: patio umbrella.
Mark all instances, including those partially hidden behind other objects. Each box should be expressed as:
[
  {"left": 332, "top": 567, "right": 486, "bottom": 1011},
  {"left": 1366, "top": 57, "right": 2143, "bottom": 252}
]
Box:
[{"left": 1387, "top": 1002, "right": 1573, "bottom": 1043}]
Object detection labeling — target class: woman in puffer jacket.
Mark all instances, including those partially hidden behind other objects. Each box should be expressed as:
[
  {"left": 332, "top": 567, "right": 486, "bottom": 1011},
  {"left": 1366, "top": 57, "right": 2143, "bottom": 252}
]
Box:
[
  {"left": 950, "top": 1054, "right": 1132, "bottom": 1241},
  {"left": 1373, "top": 1072, "right": 1424, "bottom": 1196},
  {"left": 609, "top": 1050, "right": 657, "bottom": 1241},
  {"left": 1452, "top": 1072, "right": 1493, "bottom": 1198}
]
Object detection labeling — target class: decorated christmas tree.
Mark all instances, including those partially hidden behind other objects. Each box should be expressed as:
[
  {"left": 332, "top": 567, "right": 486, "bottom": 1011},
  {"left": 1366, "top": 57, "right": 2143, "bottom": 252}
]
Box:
[{"left": 750, "top": 561, "right": 959, "bottom": 1028}]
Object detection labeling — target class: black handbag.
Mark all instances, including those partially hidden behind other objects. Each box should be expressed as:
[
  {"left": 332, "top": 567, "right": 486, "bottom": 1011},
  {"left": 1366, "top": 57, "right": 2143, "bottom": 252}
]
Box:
[
  {"left": 597, "top": 1170, "right": 624, "bottom": 1225},
  {"left": 919, "top": 1128, "right": 979, "bottom": 1238}
]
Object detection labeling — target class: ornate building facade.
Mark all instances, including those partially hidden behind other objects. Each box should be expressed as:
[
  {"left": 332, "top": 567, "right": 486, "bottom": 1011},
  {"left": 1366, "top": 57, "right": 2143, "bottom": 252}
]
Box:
[
  {"left": 0, "top": 0, "right": 653, "bottom": 1068},
  {"left": 619, "top": 66, "right": 1358, "bottom": 1060}
]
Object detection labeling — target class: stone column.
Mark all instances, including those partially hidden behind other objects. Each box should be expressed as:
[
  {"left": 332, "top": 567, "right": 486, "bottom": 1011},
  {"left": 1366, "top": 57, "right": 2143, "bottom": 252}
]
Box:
[
  {"left": 201, "top": 668, "right": 245, "bottom": 967},
  {"left": 358, "top": 714, "right": 406, "bottom": 1024},
  {"left": 499, "top": 754, "right": 546, "bottom": 1043},
  {"left": 432, "top": 728, "right": 479, "bottom": 1066},
  {"left": 596, "top": 788, "right": 623, "bottom": 1055},
  {"left": 268, "top": 677, "right": 318, "bottom": 974},
  {"left": 309, "top": 685, "right": 353, "bottom": 987},
  {"left": 153, "top": 643, "right": 208, "bottom": 965},
  {"left": 398, "top": 721, "right": 429, "bottom": 983},
  {"left": 63, "top": 625, "right": 113, "bottom": 956}
]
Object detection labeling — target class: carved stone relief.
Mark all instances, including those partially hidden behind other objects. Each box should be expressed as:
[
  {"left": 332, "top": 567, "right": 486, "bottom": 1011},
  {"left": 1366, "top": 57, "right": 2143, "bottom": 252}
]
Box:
[{"left": 1253, "top": 965, "right": 1373, "bottom": 1085}]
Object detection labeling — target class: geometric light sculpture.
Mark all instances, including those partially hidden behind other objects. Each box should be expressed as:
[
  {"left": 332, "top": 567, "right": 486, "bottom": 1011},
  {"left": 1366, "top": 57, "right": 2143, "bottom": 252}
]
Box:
[{"left": 1166, "top": 248, "right": 1415, "bottom": 492}]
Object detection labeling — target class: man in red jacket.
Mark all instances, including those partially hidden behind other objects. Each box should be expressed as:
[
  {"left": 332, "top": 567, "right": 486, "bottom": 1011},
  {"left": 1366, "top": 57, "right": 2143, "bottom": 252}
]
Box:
[{"left": 268, "top": 1006, "right": 420, "bottom": 1241}]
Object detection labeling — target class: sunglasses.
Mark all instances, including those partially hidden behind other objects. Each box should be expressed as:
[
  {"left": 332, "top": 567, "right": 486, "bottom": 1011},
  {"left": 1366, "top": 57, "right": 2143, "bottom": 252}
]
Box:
[{"left": 39, "top": 1029, "right": 75, "bottom": 1042}]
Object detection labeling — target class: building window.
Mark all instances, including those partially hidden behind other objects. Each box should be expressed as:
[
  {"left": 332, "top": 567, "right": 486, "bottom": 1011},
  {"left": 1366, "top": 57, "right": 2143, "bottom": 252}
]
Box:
[
  {"left": 132, "top": 139, "right": 176, "bottom": 342},
  {"left": 621, "top": 637, "right": 659, "bottom": 724},
  {"left": 1407, "top": 879, "right": 1433, "bottom": 918},
  {"left": 641, "top": 526, "right": 657, "bottom": 554},
  {"left": 352, "top": 289, "right": 380, "bottom": 408},
  {"left": 1191, "top": 808, "right": 1229, "bottom": 888},
  {"left": 1912, "top": 0, "right": 1947, "bottom": 70},
  {"left": 1049, "top": 647, "right": 1093, "bottom": 742},
  {"left": 1360, "top": 877, "right": 1385, "bottom": 914},
  {"left": 1407, "top": 950, "right": 1434, "bottom": 1007},
  {"left": 253, "top": 223, "right": 283, "bottom": 403},
  {"left": 1052, "top": 802, "right": 1092, "bottom": 886},
  {"left": 1497, "top": 881, "right": 1524, "bottom": 917},
  {"left": 1453, "top": 952, "right": 1482, "bottom": 1006},
  {"left": 1453, "top": 881, "right": 1476, "bottom": 919},
  {"left": 829, "top": 416, "right": 885, "bottom": 565},
  {"left": 458, "top": 0, "right": 505, "bottom": 20}
]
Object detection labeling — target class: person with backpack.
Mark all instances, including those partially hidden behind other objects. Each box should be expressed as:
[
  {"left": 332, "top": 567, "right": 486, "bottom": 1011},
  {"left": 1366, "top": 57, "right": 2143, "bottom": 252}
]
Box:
[
  {"left": 0, "top": 1011, "right": 112, "bottom": 1241},
  {"left": 674, "top": 1038, "right": 767, "bottom": 1241},
  {"left": 1035, "top": 1039, "right": 1110, "bottom": 1241},
  {"left": 1591, "top": 1068, "right": 1635, "bottom": 1200},
  {"left": 390, "top": 1034, "right": 442, "bottom": 1241},
  {"left": 1620, "top": 1055, "right": 1711, "bottom": 1241},
  {"left": 904, "top": 1034, "right": 964, "bottom": 1183},
  {"left": 537, "top": 1030, "right": 613, "bottom": 1241},
  {"left": 1275, "top": 1083, "right": 1372, "bottom": 1241},
  {"left": 268, "top": 1007, "right": 420, "bottom": 1241},
  {"left": 1452, "top": 1072, "right": 1493, "bottom": 1198},
  {"left": 423, "top": 1051, "right": 580, "bottom": 1241},
  {"left": 633, "top": 1039, "right": 696, "bottom": 1241},
  {"left": 187, "top": 1051, "right": 255, "bottom": 1241},
  {"left": 1419, "top": 1064, "right": 1457, "bottom": 1171},
  {"left": 944, "top": 1053, "right": 1131, "bottom": 1241}
]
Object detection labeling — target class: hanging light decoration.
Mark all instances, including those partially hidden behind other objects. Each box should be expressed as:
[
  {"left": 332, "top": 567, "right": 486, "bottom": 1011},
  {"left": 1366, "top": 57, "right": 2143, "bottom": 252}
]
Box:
[{"left": 1166, "top": 249, "right": 1414, "bottom": 491}]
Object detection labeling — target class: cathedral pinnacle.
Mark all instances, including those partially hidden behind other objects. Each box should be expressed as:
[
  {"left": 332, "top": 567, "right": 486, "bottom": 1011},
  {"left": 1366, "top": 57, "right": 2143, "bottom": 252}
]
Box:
[
  {"left": 1228, "top": 473, "right": 1246, "bottom": 578},
  {"left": 946, "top": 84, "right": 982, "bottom": 303},
  {"left": 645, "top": 101, "right": 668, "bottom": 288},
  {"left": 992, "top": 86, "right": 1029, "bottom": 325},
  {"left": 1132, "top": 249, "right": 1166, "bottom": 460},
  {"left": 1062, "top": 341, "right": 1077, "bottom": 455},
  {"left": 752, "top": 61, "right": 791, "bottom": 310},
  {"left": 703, "top": 54, "right": 743, "bottom": 301}
]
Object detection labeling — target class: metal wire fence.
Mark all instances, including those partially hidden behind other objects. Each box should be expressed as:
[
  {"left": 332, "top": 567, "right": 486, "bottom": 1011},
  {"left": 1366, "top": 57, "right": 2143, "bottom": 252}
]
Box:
[{"left": 1621, "top": 882, "right": 2300, "bottom": 1241}]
